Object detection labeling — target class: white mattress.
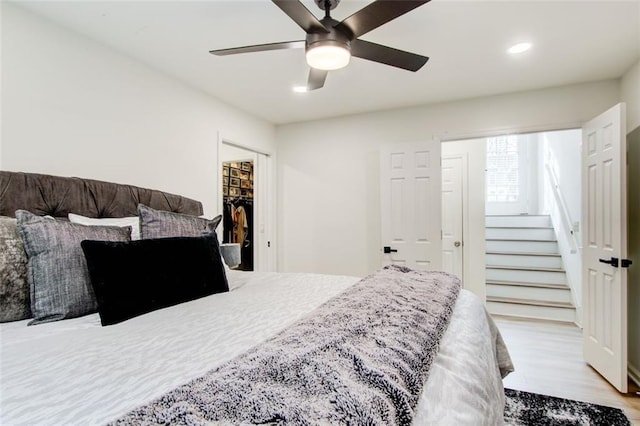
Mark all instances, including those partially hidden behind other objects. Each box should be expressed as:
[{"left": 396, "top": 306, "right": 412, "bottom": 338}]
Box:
[{"left": 0, "top": 270, "right": 508, "bottom": 425}]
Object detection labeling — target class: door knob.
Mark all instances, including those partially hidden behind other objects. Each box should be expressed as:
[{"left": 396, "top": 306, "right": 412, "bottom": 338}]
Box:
[
  {"left": 454, "top": 241, "right": 461, "bottom": 247},
  {"left": 599, "top": 257, "right": 619, "bottom": 268}
]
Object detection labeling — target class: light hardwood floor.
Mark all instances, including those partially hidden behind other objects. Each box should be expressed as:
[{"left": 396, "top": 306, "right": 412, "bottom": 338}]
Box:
[{"left": 494, "top": 316, "right": 640, "bottom": 425}]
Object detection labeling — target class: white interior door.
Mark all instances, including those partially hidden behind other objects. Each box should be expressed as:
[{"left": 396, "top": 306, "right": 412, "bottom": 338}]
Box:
[
  {"left": 255, "top": 152, "right": 276, "bottom": 272},
  {"left": 582, "top": 103, "right": 629, "bottom": 393},
  {"left": 380, "top": 141, "right": 441, "bottom": 271},
  {"left": 442, "top": 155, "right": 464, "bottom": 279}
]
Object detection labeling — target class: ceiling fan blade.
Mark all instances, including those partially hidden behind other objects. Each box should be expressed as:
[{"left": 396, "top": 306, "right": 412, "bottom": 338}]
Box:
[
  {"left": 210, "top": 40, "right": 305, "bottom": 56},
  {"left": 307, "top": 68, "right": 328, "bottom": 90},
  {"left": 336, "top": 0, "right": 430, "bottom": 39},
  {"left": 272, "top": 0, "right": 329, "bottom": 34},
  {"left": 351, "top": 39, "right": 428, "bottom": 71}
]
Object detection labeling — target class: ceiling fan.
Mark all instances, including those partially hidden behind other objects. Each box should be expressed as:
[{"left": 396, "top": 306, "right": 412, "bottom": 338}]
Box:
[{"left": 209, "top": 0, "right": 430, "bottom": 91}]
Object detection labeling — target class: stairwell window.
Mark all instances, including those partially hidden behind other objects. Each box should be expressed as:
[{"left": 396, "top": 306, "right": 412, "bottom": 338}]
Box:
[{"left": 486, "top": 135, "right": 520, "bottom": 202}]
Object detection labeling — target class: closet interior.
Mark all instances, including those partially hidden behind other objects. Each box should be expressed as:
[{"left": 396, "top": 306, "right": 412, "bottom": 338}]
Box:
[{"left": 222, "top": 161, "right": 254, "bottom": 271}]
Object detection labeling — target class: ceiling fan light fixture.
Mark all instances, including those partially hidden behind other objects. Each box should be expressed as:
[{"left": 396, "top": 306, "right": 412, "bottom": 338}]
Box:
[
  {"left": 306, "top": 41, "right": 350, "bottom": 71},
  {"left": 211, "top": 0, "right": 432, "bottom": 90}
]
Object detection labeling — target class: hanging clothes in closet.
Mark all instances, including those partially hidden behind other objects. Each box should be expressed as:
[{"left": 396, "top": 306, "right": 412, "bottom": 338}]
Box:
[
  {"left": 222, "top": 201, "right": 234, "bottom": 244},
  {"left": 235, "top": 205, "right": 248, "bottom": 246},
  {"left": 223, "top": 199, "right": 253, "bottom": 270}
]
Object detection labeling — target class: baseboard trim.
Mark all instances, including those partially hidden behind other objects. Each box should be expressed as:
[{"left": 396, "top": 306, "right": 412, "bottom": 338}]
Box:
[
  {"left": 629, "top": 363, "right": 640, "bottom": 388},
  {"left": 574, "top": 306, "right": 583, "bottom": 329}
]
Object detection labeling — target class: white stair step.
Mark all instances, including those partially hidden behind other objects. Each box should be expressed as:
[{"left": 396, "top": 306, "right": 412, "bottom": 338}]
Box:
[
  {"left": 486, "top": 279, "right": 568, "bottom": 289},
  {"left": 486, "top": 253, "right": 563, "bottom": 269},
  {"left": 486, "top": 239, "right": 559, "bottom": 254},
  {"left": 487, "top": 299, "right": 576, "bottom": 322},
  {"left": 486, "top": 227, "right": 556, "bottom": 241},
  {"left": 486, "top": 282, "right": 572, "bottom": 304},
  {"left": 486, "top": 215, "right": 552, "bottom": 228},
  {"left": 486, "top": 267, "right": 566, "bottom": 285}
]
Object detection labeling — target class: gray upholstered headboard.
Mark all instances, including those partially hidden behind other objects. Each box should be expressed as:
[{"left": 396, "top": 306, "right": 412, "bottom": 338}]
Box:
[{"left": 0, "top": 171, "right": 203, "bottom": 219}]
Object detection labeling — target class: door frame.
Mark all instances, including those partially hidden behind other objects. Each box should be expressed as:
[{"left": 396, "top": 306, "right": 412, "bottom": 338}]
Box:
[
  {"left": 438, "top": 127, "right": 581, "bottom": 303},
  {"left": 437, "top": 113, "right": 631, "bottom": 390},
  {"left": 217, "top": 134, "right": 276, "bottom": 272}
]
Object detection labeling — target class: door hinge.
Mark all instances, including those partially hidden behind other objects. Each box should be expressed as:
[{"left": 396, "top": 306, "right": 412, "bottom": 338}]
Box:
[{"left": 622, "top": 258, "right": 633, "bottom": 268}]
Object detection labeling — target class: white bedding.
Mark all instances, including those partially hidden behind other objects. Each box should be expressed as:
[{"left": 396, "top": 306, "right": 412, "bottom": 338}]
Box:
[{"left": 0, "top": 270, "right": 509, "bottom": 425}]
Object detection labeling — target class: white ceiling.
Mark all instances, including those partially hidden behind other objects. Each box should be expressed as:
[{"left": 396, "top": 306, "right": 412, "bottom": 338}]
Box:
[{"left": 13, "top": 0, "right": 640, "bottom": 125}]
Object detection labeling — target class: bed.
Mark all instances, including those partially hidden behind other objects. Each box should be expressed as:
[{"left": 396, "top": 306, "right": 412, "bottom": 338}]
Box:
[{"left": 0, "top": 171, "right": 513, "bottom": 425}]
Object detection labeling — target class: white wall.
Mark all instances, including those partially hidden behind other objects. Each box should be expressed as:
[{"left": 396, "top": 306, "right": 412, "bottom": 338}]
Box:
[
  {"left": 540, "top": 129, "right": 583, "bottom": 323},
  {"left": 621, "top": 60, "right": 640, "bottom": 132},
  {"left": 627, "top": 126, "right": 640, "bottom": 386},
  {"left": 523, "top": 134, "right": 541, "bottom": 215},
  {"left": 541, "top": 129, "right": 582, "bottom": 243},
  {"left": 1, "top": 3, "right": 275, "bottom": 216},
  {"left": 621, "top": 59, "right": 640, "bottom": 385},
  {"left": 276, "top": 80, "right": 619, "bottom": 278}
]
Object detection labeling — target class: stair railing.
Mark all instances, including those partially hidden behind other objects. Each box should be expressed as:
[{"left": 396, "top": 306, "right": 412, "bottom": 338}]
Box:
[{"left": 545, "top": 164, "right": 578, "bottom": 254}]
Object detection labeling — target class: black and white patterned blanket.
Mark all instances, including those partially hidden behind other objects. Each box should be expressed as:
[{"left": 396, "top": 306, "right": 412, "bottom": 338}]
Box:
[{"left": 112, "top": 265, "right": 461, "bottom": 425}]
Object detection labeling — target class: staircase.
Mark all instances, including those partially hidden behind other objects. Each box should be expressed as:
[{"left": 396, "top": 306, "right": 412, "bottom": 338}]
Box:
[{"left": 485, "top": 215, "right": 576, "bottom": 323}]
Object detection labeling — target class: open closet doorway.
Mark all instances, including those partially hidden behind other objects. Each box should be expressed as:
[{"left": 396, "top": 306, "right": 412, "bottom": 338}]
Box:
[
  {"left": 222, "top": 159, "right": 255, "bottom": 270},
  {"left": 219, "top": 139, "right": 275, "bottom": 272}
]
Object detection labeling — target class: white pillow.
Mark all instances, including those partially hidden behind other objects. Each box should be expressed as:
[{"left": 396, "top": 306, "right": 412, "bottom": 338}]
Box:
[{"left": 68, "top": 213, "right": 140, "bottom": 240}]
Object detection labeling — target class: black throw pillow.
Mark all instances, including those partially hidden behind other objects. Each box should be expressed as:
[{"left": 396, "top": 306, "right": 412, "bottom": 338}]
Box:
[{"left": 81, "top": 233, "right": 229, "bottom": 326}]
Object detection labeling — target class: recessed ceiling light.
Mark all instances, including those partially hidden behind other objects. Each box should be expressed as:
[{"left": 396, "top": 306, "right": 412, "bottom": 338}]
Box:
[
  {"left": 507, "top": 42, "right": 532, "bottom": 54},
  {"left": 293, "top": 86, "right": 308, "bottom": 93}
]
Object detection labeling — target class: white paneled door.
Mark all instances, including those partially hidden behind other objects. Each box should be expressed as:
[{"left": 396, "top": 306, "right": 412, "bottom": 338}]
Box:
[
  {"left": 582, "top": 103, "right": 629, "bottom": 393},
  {"left": 380, "top": 141, "right": 442, "bottom": 270},
  {"left": 442, "top": 155, "right": 464, "bottom": 279}
]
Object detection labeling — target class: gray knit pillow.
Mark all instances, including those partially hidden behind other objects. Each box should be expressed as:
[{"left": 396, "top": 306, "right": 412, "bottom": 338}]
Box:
[
  {"left": 0, "top": 217, "right": 31, "bottom": 322},
  {"left": 138, "top": 204, "right": 221, "bottom": 239},
  {"left": 15, "top": 210, "right": 131, "bottom": 325}
]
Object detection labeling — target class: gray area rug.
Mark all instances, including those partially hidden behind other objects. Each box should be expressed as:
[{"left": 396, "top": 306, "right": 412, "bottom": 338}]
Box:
[{"left": 504, "top": 388, "right": 631, "bottom": 425}]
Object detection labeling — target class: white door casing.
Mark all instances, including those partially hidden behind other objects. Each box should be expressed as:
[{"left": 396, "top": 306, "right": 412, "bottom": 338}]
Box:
[
  {"left": 582, "top": 103, "right": 628, "bottom": 393},
  {"left": 442, "top": 155, "right": 464, "bottom": 279},
  {"left": 380, "top": 141, "right": 442, "bottom": 270}
]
